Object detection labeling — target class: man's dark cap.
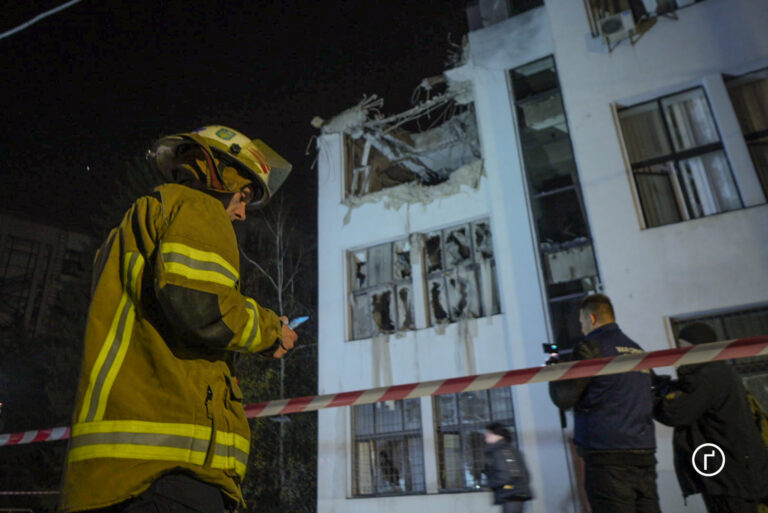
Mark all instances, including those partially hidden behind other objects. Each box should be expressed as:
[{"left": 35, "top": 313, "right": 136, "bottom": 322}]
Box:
[{"left": 678, "top": 322, "right": 717, "bottom": 345}]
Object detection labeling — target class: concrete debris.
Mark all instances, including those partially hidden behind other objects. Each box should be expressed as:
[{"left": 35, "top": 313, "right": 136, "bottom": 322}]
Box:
[
  {"left": 318, "top": 58, "right": 480, "bottom": 201},
  {"left": 343, "top": 159, "right": 483, "bottom": 216},
  {"left": 318, "top": 95, "right": 384, "bottom": 137}
]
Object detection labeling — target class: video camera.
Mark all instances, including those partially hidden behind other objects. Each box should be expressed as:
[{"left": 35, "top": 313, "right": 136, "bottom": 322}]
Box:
[{"left": 542, "top": 342, "right": 574, "bottom": 365}]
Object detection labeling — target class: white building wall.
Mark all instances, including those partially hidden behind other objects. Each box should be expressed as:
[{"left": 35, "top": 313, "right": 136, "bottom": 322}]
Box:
[{"left": 317, "top": 1, "right": 768, "bottom": 512}]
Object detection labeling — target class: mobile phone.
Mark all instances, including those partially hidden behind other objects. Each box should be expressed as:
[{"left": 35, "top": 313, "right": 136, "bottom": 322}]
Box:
[{"left": 287, "top": 316, "right": 310, "bottom": 330}]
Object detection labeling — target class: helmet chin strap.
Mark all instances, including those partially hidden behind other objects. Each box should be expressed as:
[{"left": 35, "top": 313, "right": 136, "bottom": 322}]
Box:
[{"left": 200, "top": 146, "right": 225, "bottom": 191}]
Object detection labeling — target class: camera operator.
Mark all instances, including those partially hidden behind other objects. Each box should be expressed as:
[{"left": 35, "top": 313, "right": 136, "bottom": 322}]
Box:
[
  {"left": 549, "top": 294, "right": 661, "bottom": 513},
  {"left": 653, "top": 322, "right": 768, "bottom": 513}
]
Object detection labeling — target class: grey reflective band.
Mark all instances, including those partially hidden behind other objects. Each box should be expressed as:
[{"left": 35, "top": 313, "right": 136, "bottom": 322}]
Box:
[{"left": 163, "top": 252, "right": 238, "bottom": 284}]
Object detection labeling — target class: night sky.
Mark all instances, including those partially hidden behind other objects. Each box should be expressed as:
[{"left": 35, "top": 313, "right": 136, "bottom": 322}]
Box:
[{"left": 1, "top": 1, "right": 468, "bottom": 236}]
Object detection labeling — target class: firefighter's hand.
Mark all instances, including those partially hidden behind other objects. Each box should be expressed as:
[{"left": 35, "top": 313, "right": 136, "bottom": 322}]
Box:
[{"left": 273, "top": 316, "right": 298, "bottom": 359}]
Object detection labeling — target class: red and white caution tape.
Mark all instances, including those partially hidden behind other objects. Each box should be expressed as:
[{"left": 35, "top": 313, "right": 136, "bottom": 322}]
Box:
[
  {"left": 2, "top": 336, "right": 766, "bottom": 446},
  {"left": 244, "top": 336, "right": 768, "bottom": 418},
  {"left": 0, "top": 426, "right": 69, "bottom": 447}
]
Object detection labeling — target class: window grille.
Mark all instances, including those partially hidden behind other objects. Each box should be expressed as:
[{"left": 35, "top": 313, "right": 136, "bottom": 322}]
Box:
[
  {"left": 352, "top": 399, "right": 426, "bottom": 496},
  {"left": 618, "top": 87, "right": 743, "bottom": 228},
  {"left": 726, "top": 68, "right": 768, "bottom": 200},
  {"left": 435, "top": 388, "right": 517, "bottom": 491}
]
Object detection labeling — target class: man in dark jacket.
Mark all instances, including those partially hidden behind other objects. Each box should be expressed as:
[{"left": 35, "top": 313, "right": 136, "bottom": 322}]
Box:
[
  {"left": 484, "top": 422, "right": 532, "bottom": 513},
  {"left": 653, "top": 322, "right": 768, "bottom": 513},
  {"left": 549, "top": 294, "right": 660, "bottom": 513}
]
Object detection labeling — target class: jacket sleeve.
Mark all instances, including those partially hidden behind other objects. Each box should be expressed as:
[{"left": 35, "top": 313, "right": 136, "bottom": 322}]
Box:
[
  {"left": 153, "top": 196, "right": 282, "bottom": 354},
  {"left": 653, "top": 370, "right": 713, "bottom": 426},
  {"left": 548, "top": 340, "right": 599, "bottom": 410},
  {"left": 486, "top": 447, "right": 508, "bottom": 489}
]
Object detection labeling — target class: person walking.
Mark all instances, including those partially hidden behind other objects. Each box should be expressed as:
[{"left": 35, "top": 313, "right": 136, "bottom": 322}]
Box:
[{"left": 484, "top": 422, "right": 532, "bottom": 513}]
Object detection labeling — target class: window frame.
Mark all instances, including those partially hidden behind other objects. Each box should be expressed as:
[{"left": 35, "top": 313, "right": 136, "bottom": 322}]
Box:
[
  {"left": 348, "top": 238, "right": 415, "bottom": 341},
  {"left": 424, "top": 218, "right": 501, "bottom": 327},
  {"left": 351, "top": 399, "right": 427, "bottom": 497},
  {"left": 433, "top": 388, "right": 517, "bottom": 493},
  {"left": 617, "top": 86, "right": 744, "bottom": 228},
  {"left": 725, "top": 67, "right": 768, "bottom": 200}
]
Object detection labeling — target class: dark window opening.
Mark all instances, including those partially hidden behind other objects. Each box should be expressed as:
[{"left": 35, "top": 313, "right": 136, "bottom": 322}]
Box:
[{"left": 511, "top": 56, "right": 601, "bottom": 349}]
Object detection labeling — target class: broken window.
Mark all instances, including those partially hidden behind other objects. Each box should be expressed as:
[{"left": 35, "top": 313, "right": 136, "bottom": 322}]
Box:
[
  {"left": 352, "top": 399, "right": 426, "bottom": 496},
  {"left": 341, "top": 102, "right": 481, "bottom": 199},
  {"left": 425, "top": 219, "right": 501, "bottom": 325},
  {"left": 344, "top": 134, "right": 418, "bottom": 197},
  {"left": 349, "top": 239, "right": 415, "bottom": 340}
]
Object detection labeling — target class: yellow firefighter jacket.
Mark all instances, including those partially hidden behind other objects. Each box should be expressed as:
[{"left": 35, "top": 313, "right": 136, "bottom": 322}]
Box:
[{"left": 59, "top": 183, "right": 282, "bottom": 512}]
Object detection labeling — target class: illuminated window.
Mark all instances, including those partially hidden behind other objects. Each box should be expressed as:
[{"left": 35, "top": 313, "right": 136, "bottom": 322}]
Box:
[{"left": 618, "top": 88, "right": 742, "bottom": 228}]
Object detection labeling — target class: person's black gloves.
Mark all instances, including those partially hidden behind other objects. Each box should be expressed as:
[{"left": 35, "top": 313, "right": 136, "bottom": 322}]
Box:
[{"left": 651, "top": 372, "right": 674, "bottom": 397}]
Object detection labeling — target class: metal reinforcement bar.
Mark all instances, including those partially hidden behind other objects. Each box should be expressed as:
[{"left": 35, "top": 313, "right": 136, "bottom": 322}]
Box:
[{"left": 2, "top": 336, "right": 766, "bottom": 447}]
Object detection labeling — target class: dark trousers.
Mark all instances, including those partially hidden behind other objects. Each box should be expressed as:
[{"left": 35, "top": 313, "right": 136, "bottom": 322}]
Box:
[
  {"left": 583, "top": 452, "right": 661, "bottom": 513},
  {"left": 703, "top": 494, "right": 759, "bottom": 513},
  {"left": 93, "top": 474, "right": 235, "bottom": 513},
  {"left": 501, "top": 501, "right": 524, "bottom": 513}
]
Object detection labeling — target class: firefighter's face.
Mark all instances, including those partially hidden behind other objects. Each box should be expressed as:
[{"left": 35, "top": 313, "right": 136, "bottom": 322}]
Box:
[{"left": 226, "top": 186, "right": 254, "bottom": 222}]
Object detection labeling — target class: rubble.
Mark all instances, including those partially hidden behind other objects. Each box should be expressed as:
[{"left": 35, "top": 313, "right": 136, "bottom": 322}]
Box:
[{"left": 316, "top": 52, "right": 480, "bottom": 205}]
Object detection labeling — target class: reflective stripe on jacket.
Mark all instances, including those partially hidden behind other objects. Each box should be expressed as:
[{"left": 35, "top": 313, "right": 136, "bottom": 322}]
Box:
[{"left": 59, "top": 183, "right": 282, "bottom": 512}]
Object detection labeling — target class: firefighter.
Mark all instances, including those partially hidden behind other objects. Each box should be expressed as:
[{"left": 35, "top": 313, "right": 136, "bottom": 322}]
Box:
[{"left": 59, "top": 126, "right": 299, "bottom": 513}]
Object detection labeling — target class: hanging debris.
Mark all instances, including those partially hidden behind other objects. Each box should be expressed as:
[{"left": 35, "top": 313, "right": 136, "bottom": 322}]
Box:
[{"left": 315, "top": 52, "right": 480, "bottom": 202}]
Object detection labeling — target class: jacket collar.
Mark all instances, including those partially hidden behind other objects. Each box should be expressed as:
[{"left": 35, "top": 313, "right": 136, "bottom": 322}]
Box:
[{"left": 585, "top": 322, "right": 619, "bottom": 339}]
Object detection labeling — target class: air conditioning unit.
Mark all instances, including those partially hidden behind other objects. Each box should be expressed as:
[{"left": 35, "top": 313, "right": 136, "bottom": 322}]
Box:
[{"left": 598, "top": 10, "right": 635, "bottom": 45}]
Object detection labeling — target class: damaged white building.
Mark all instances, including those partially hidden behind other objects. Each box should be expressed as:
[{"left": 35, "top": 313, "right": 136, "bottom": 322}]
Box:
[{"left": 314, "top": 1, "right": 768, "bottom": 512}]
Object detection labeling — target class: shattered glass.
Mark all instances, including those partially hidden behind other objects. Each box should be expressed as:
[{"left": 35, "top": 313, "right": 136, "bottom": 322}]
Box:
[
  {"left": 371, "top": 286, "right": 396, "bottom": 334},
  {"left": 393, "top": 239, "right": 411, "bottom": 280},
  {"left": 396, "top": 285, "right": 415, "bottom": 331},
  {"left": 351, "top": 291, "right": 372, "bottom": 339},
  {"left": 446, "top": 267, "right": 480, "bottom": 320},
  {"left": 444, "top": 225, "right": 472, "bottom": 268},
  {"left": 472, "top": 220, "right": 494, "bottom": 260},
  {"left": 427, "top": 277, "right": 450, "bottom": 324},
  {"left": 425, "top": 232, "right": 443, "bottom": 273},
  {"left": 367, "top": 244, "right": 392, "bottom": 287},
  {"left": 351, "top": 250, "right": 367, "bottom": 290}
]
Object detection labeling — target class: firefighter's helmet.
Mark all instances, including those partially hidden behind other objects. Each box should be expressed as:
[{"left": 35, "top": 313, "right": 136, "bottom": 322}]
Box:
[{"left": 147, "top": 125, "right": 292, "bottom": 208}]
